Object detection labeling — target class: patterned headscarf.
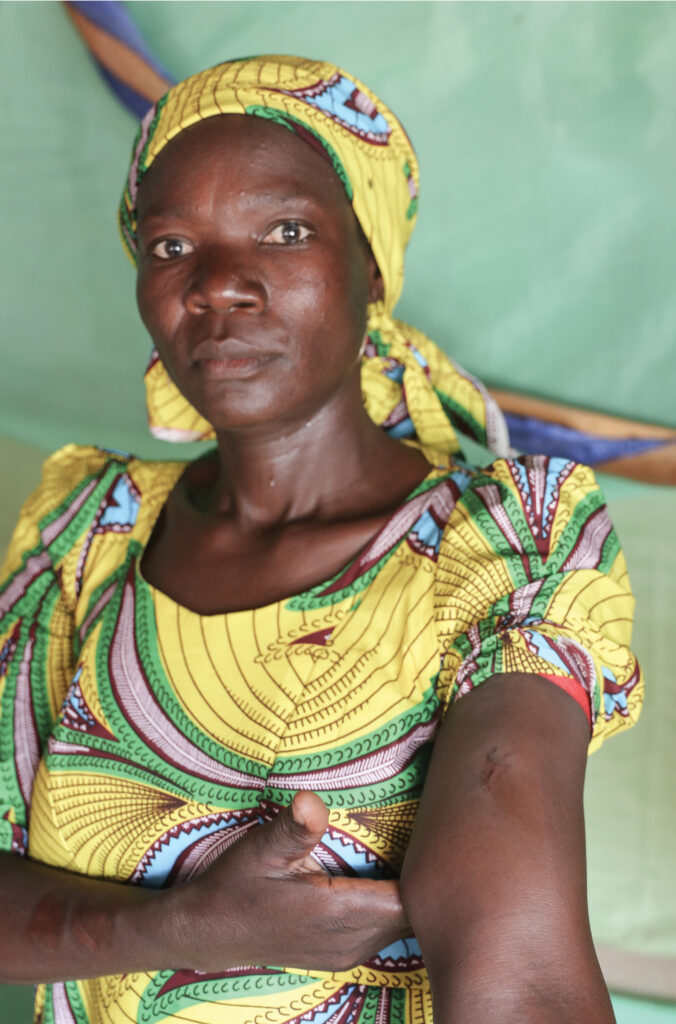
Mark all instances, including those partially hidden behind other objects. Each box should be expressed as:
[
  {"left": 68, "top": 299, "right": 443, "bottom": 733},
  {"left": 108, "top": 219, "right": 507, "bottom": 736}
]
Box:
[{"left": 119, "top": 54, "right": 509, "bottom": 455}]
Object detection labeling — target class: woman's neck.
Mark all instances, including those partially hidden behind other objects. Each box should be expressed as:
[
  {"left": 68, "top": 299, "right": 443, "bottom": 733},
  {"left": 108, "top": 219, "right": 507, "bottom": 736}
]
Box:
[{"left": 186, "top": 390, "right": 428, "bottom": 534}]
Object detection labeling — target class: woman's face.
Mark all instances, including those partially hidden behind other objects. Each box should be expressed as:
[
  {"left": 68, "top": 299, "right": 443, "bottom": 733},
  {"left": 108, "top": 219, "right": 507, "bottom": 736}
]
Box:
[{"left": 135, "top": 114, "right": 382, "bottom": 434}]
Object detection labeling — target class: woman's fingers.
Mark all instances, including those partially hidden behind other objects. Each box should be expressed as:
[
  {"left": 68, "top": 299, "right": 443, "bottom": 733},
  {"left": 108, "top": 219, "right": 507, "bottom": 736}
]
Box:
[
  {"left": 328, "top": 876, "right": 412, "bottom": 940},
  {"left": 290, "top": 790, "right": 330, "bottom": 835},
  {"left": 176, "top": 792, "right": 412, "bottom": 972},
  {"left": 253, "top": 792, "right": 329, "bottom": 874}
]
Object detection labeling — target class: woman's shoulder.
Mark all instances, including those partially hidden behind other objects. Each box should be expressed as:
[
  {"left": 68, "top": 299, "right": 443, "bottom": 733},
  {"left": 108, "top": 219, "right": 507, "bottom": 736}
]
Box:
[
  {"left": 31, "top": 444, "right": 131, "bottom": 510},
  {"left": 447, "top": 452, "right": 607, "bottom": 549},
  {"left": 435, "top": 450, "right": 624, "bottom": 596},
  {"left": 2, "top": 445, "right": 186, "bottom": 580},
  {"left": 22, "top": 443, "right": 183, "bottom": 521},
  {"left": 463, "top": 452, "right": 601, "bottom": 498}
]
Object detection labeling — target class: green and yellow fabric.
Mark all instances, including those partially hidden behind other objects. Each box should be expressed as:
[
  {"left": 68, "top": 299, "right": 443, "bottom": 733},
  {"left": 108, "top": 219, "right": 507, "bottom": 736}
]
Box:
[{"left": 0, "top": 440, "right": 641, "bottom": 1023}]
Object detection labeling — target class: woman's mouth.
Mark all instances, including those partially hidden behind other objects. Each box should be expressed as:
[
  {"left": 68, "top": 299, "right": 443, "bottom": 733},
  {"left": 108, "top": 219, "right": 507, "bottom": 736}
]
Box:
[
  {"left": 197, "top": 354, "right": 276, "bottom": 379},
  {"left": 192, "top": 340, "right": 278, "bottom": 379}
]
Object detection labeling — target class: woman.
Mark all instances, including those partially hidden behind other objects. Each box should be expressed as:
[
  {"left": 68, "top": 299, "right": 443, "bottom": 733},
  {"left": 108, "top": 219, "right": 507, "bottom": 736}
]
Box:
[{"left": 0, "top": 56, "right": 641, "bottom": 1023}]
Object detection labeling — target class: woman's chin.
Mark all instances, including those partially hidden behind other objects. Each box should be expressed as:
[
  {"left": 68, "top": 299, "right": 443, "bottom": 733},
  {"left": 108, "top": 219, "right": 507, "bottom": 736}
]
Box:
[
  {"left": 194, "top": 396, "right": 304, "bottom": 437},
  {"left": 183, "top": 379, "right": 290, "bottom": 434}
]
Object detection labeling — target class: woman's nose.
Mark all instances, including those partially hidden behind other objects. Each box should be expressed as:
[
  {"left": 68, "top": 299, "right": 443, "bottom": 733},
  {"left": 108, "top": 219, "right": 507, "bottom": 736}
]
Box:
[{"left": 185, "top": 250, "right": 266, "bottom": 315}]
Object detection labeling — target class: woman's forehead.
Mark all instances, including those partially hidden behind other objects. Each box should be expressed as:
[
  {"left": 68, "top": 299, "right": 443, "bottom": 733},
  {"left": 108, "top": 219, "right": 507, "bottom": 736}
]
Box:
[{"left": 136, "top": 113, "right": 350, "bottom": 215}]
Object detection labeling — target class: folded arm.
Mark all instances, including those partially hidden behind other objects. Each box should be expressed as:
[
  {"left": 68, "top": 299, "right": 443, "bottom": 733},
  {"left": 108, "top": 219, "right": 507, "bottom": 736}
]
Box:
[
  {"left": 400, "top": 672, "right": 615, "bottom": 1024},
  {"left": 0, "top": 792, "right": 408, "bottom": 984}
]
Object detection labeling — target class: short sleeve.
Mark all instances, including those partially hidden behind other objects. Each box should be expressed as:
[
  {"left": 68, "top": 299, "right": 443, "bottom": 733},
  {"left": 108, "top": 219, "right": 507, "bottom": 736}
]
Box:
[
  {"left": 0, "top": 445, "right": 116, "bottom": 854},
  {"left": 434, "top": 455, "right": 642, "bottom": 753}
]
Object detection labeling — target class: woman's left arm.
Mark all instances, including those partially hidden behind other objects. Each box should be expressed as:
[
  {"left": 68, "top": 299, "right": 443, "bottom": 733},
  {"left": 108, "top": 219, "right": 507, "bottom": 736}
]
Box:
[{"left": 400, "top": 671, "right": 615, "bottom": 1024}]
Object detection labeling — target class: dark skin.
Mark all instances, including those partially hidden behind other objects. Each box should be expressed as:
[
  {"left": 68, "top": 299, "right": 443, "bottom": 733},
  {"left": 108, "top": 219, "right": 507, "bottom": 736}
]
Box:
[
  {"left": 0, "top": 116, "right": 615, "bottom": 1021},
  {"left": 136, "top": 115, "right": 430, "bottom": 614}
]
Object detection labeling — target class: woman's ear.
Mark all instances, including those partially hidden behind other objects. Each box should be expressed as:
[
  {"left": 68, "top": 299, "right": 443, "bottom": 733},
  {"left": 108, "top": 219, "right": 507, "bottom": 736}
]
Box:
[
  {"left": 367, "top": 254, "right": 385, "bottom": 304},
  {"left": 355, "top": 218, "right": 385, "bottom": 304}
]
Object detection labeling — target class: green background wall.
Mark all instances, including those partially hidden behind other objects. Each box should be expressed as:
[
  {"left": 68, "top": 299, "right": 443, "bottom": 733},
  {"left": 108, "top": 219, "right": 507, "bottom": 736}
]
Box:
[
  {"left": 1, "top": 1, "right": 675, "bottom": 456},
  {"left": 1, "top": 2, "right": 674, "bottom": 1020}
]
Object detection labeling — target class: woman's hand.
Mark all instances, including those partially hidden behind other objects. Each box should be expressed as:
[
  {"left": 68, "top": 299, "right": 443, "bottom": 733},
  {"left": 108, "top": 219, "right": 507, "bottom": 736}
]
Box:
[
  {"left": 0, "top": 792, "right": 408, "bottom": 985},
  {"left": 170, "top": 791, "right": 411, "bottom": 974}
]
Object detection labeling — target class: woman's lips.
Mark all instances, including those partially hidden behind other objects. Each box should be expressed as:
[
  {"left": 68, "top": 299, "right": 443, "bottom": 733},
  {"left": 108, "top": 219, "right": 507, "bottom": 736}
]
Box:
[{"left": 192, "top": 343, "right": 278, "bottom": 379}]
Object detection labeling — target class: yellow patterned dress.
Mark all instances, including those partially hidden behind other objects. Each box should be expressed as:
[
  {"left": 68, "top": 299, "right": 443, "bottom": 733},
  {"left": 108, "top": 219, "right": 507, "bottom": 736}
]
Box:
[{"left": 0, "top": 442, "right": 641, "bottom": 1024}]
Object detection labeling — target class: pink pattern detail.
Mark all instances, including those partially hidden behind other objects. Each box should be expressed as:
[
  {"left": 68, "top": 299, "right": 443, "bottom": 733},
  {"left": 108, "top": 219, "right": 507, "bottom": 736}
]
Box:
[
  {"left": 323, "top": 990, "right": 366, "bottom": 1024},
  {"left": 0, "top": 551, "right": 51, "bottom": 616},
  {"left": 453, "top": 625, "right": 483, "bottom": 698},
  {"left": 279, "top": 72, "right": 341, "bottom": 101},
  {"left": 78, "top": 581, "right": 117, "bottom": 644},
  {"left": 58, "top": 673, "right": 117, "bottom": 743},
  {"left": 41, "top": 477, "right": 99, "bottom": 546},
  {"left": 167, "top": 819, "right": 258, "bottom": 884},
  {"left": 360, "top": 482, "right": 455, "bottom": 568},
  {"left": 132, "top": 811, "right": 258, "bottom": 884},
  {"left": 552, "top": 637, "right": 597, "bottom": 696},
  {"left": 318, "top": 480, "right": 457, "bottom": 595},
  {"left": 14, "top": 631, "right": 41, "bottom": 811},
  {"left": 380, "top": 397, "right": 408, "bottom": 430},
  {"left": 524, "top": 456, "right": 548, "bottom": 535},
  {"left": 364, "top": 949, "right": 424, "bottom": 973},
  {"left": 406, "top": 532, "right": 439, "bottom": 561},
  {"left": 475, "top": 483, "right": 525, "bottom": 554},
  {"left": 344, "top": 87, "right": 378, "bottom": 119},
  {"left": 267, "top": 715, "right": 439, "bottom": 791},
  {"left": 310, "top": 841, "right": 356, "bottom": 877},
  {"left": 51, "top": 982, "right": 78, "bottom": 1024},
  {"left": 75, "top": 475, "right": 139, "bottom": 598},
  {"left": 562, "top": 506, "right": 613, "bottom": 572},
  {"left": 3, "top": 810, "right": 27, "bottom": 856},
  {"left": 47, "top": 738, "right": 94, "bottom": 756},
  {"left": 374, "top": 988, "right": 391, "bottom": 1024},
  {"left": 310, "top": 822, "right": 385, "bottom": 876},
  {"left": 508, "top": 457, "right": 576, "bottom": 544},
  {"left": 507, "top": 580, "right": 545, "bottom": 623},
  {"left": 109, "top": 575, "right": 264, "bottom": 790},
  {"left": 128, "top": 104, "right": 157, "bottom": 208}
]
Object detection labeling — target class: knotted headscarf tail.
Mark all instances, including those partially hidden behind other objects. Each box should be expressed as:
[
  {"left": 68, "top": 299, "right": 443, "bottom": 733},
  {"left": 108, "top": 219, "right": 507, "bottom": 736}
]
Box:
[{"left": 119, "top": 55, "right": 510, "bottom": 456}]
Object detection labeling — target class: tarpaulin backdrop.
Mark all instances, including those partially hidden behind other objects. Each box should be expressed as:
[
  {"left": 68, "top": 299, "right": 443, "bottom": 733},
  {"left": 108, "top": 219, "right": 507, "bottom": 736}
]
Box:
[{"left": 0, "top": 1, "right": 674, "bottom": 1016}]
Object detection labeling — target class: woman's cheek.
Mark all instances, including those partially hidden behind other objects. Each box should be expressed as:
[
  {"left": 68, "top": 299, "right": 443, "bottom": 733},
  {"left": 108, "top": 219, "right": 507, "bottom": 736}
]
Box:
[{"left": 136, "top": 269, "right": 178, "bottom": 342}]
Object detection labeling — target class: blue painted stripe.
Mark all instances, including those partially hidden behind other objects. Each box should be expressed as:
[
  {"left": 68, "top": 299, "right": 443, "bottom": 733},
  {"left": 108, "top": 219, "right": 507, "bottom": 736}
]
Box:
[
  {"left": 97, "top": 63, "right": 159, "bottom": 119},
  {"left": 505, "top": 414, "right": 669, "bottom": 465},
  {"left": 67, "top": 0, "right": 172, "bottom": 79}
]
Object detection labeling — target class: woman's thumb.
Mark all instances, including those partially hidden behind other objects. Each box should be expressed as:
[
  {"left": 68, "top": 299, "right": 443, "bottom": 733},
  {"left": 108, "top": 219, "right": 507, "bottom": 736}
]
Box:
[{"left": 266, "top": 791, "right": 329, "bottom": 865}]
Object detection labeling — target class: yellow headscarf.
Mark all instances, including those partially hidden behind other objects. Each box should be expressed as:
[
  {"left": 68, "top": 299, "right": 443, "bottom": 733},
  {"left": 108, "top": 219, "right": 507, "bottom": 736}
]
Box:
[{"left": 119, "top": 54, "right": 509, "bottom": 455}]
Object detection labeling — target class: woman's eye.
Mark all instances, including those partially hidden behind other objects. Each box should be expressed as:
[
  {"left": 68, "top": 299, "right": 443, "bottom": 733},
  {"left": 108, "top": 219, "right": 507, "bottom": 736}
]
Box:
[
  {"left": 151, "top": 238, "right": 194, "bottom": 259},
  {"left": 264, "top": 222, "right": 313, "bottom": 245}
]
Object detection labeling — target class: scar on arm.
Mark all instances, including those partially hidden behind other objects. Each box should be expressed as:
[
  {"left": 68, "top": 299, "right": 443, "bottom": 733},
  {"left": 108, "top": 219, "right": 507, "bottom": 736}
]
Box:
[
  {"left": 26, "top": 894, "right": 67, "bottom": 952},
  {"left": 480, "top": 745, "right": 512, "bottom": 789}
]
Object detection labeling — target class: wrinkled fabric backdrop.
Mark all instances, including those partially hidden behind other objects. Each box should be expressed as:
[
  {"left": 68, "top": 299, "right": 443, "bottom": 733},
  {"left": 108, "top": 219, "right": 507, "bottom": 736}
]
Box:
[{"left": 1, "top": 2, "right": 674, "bottom": 1018}]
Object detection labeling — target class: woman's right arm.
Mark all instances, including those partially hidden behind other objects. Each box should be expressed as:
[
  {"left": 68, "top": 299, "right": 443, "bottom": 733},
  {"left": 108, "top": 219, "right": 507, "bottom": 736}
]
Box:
[
  {"left": 0, "top": 791, "right": 408, "bottom": 983},
  {"left": 0, "top": 849, "right": 165, "bottom": 983}
]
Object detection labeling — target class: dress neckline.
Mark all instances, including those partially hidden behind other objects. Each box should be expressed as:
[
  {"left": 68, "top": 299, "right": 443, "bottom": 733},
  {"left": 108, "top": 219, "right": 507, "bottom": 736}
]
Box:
[{"left": 133, "top": 455, "right": 454, "bottom": 620}]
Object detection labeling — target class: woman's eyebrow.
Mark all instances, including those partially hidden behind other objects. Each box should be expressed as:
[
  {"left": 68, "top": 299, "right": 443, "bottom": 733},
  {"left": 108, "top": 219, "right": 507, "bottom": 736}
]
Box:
[
  {"left": 138, "top": 192, "right": 323, "bottom": 221},
  {"left": 244, "top": 191, "right": 322, "bottom": 205}
]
